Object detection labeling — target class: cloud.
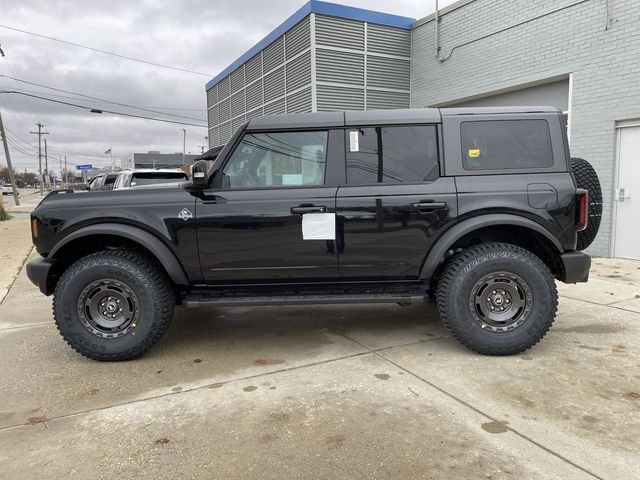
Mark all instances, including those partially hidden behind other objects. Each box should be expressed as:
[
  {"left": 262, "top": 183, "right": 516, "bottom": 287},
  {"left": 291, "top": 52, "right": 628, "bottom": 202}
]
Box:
[{"left": 0, "top": 0, "right": 452, "bottom": 172}]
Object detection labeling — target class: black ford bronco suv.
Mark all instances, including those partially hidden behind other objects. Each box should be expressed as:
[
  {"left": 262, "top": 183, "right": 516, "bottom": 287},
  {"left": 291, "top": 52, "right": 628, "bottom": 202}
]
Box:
[{"left": 26, "top": 107, "right": 601, "bottom": 361}]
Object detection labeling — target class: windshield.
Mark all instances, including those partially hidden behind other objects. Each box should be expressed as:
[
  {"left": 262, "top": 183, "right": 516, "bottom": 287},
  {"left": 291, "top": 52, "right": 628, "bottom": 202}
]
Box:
[{"left": 130, "top": 172, "right": 187, "bottom": 186}]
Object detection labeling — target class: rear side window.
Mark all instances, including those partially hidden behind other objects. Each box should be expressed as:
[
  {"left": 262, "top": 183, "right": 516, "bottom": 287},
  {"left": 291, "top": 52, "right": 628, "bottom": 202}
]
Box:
[
  {"left": 346, "top": 126, "right": 439, "bottom": 184},
  {"left": 461, "top": 120, "right": 553, "bottom": 170}
]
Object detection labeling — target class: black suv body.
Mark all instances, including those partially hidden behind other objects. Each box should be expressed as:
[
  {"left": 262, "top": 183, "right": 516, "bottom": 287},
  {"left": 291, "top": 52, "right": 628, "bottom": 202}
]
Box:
[{"left": 26, "top": 107, "right": 593, "bottom": 360}]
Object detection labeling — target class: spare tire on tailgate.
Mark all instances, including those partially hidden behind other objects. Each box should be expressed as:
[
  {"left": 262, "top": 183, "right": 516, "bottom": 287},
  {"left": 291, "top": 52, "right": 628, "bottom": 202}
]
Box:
[{"left": 571, "top": 158, "right": 602, "bottom": 251}]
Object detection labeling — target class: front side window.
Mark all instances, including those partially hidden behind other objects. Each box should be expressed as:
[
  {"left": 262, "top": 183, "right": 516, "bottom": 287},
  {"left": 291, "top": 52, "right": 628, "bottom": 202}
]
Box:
[
  {"left": 346, "top": 126, "right": 439, "bottom": 184},
  {"left": 221, "top": 131, "right": 327, "bottom": 189},
  {"left": 461, "top": 120, "right": 554, "bottom": 170}
]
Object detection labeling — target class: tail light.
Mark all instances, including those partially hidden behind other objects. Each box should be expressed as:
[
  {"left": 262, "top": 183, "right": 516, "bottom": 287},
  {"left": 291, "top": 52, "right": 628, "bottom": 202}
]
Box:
[{"left": 576, "top": 188, "right": 588, "bottom": 232}]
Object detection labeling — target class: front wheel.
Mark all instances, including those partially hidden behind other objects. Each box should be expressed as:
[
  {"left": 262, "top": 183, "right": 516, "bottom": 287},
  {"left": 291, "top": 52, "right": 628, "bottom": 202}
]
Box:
[
  {"left": 436, "top": 243, "right": 557, "bottom": 355},
  {"left": 53, "top": 250, "right": 174, "bottom": 361}
]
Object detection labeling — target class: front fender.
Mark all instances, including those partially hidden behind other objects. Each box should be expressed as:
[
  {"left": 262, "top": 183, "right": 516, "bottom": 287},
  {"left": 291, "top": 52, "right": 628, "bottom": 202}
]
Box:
[
  {"left": 48, "top": 223, "right": 189, "bottom": 286},
  {"left": 419, "top": 214, "right": 563, "bottom": 281}
]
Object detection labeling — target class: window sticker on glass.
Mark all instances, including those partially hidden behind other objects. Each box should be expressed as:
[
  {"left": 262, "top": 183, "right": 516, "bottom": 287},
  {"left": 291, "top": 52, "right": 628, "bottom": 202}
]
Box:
[
  {"left": 281, "top": 174, "right": 303, "bottom": 185},
  {"left": 468, "top": 148, "right": 481, "bottom": 158},
  {"left": 302, "top": 213, "right": 336, "bottom": 240},
  {"left": 349, "top": 130, "right": 359, "bottom": 152}
]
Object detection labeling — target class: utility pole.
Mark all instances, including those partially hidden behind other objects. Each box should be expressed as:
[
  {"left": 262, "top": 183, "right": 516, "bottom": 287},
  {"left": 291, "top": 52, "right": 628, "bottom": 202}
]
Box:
[
  {"left": 182, "top": 129, "right": 186, "bottom": 165},
  {"left": 29, "top": 123, "right": 49, "bottom": 195},
  {"left": 44, "top": 138, "right": 49, "bottom": 191},
  {"left": 64, "top": 156, "right": 67, "bottom": 188},
  {"left": 59, "top": 155, "right": 63, "bottom": 189},
  {"left": 0, "top": 109, "right": 20, "bottom": 205}
]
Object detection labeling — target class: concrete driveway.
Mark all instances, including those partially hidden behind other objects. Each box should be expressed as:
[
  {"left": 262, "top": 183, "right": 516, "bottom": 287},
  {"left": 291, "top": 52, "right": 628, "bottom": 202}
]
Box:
[{"left": 0, "top": 215, "right": 639, "bottom": 478}]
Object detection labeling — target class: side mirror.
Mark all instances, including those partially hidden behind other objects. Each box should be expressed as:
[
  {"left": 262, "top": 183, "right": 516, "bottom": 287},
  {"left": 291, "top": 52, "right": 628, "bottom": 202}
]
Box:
[{"left": 192, "top": 160, "right": 209, "bottom": 187}]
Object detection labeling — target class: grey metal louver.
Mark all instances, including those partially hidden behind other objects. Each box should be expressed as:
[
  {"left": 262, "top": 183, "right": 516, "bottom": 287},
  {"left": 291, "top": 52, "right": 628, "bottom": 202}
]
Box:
[
  {"left": 286, "top": 51, "right": 311, "bottom": 91},
  {"left": 316, "top": 49, "right": 364, "bottom": 86},
  {"left": 220, "top": 121, "right": 232, "bottom": 144},
  {"left": 207, "top": 105, "right": 219, "bottom": 126},
  {"left": 209, "top": 126, "right": 220, "bottom": 148},
  {"left": 366, "top": 90, "right": 410, "bottom": 110},
  {"left": 264, "top": 98, "right": 286, "bottom": 115},
  {"left": 246, "top": 107, "right": 264, "bottom": 120},
  {"left": 230, "top": 67, "right": 245, "bottom": 93},
  {"left": 263, "top": 36, "right": 284, "bottom": 73},
  {"left": 367, "top": 24, "right": 411, "bottom": 57},
  {"left": 315, "top": 15, "right": 364, "bottom": 50},
  {"left": 206, "top": 85, "right": 218, "bottom": 106},
  {"left": 245, "top": 53, "right": 262, "bottom": 84},
  {"left": 231, "top": 91, "right": 245, "bottom": 118},
  {"left": 217, "top": 77, "right": 230, "bottom": 101},
  {"left": 286, "top": 87, "right": 312, "bottom": 113},
  {"left": 218, "top": 98, "right": 231, "bottom": 123},
  {"left": 246, "top": 80, "right": 263, "bottom": 111},
  {"left": 317, "top": 85, "right": 364, "bottom": 111},
  {"left": 285, "top": 17, "right": 310, "bottom": 59},
  {"left": 264, "top": 66, "right": 285, "bottom": 103},
  {"left": 367, "top": 56, "right": 410, "bottom": 90},
  {"left": 232, "top": 114, "right": 246, "bottom": 133}
]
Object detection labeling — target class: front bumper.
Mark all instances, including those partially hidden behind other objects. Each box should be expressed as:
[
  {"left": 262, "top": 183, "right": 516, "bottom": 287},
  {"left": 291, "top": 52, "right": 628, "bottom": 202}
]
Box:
[
  {"left": 559, "top": 251, "right": 591, "bottom": 283},
  {"left": 26, "top": 256, "right": 56, "bottom": 295}
]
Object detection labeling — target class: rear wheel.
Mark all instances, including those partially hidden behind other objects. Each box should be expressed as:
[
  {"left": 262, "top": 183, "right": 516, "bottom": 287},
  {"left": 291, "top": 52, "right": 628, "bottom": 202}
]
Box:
[
  {"left": 572, "top": 157, "right": 602, "bottom": 251},
  {"left": 53, "top": 250, "right": 174, "bottom": 361},
  {"left": 436, "top": 243, "right": 557, "bottom": 355}
]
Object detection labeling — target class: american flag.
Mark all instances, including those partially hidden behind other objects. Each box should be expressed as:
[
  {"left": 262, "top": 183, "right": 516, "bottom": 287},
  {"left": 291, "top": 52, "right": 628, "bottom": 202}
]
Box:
[{"left": 104, "top": 148, "right": 112, "bottom": 155}]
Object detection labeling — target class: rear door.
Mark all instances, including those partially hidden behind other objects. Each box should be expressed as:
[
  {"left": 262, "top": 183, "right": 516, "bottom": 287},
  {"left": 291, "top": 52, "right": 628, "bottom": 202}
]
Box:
[
  {"left": 196, "top": 129, "right": 342, "bottom": 282},
  {"left": 336, "top": 125, "right": 457, "bottom": 280}
]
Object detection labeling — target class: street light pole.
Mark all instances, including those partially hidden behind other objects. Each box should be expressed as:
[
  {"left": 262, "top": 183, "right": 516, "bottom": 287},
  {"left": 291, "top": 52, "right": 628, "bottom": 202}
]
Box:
[
  {"left": 0, "top": 109, "right": 20, "bottom": 205},
  {"left": 29, "top": 122, "right": 49, "bottom": 195}
]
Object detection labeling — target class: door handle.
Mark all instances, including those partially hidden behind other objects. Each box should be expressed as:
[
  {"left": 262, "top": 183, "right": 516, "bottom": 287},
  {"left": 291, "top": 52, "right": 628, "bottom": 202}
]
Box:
[
  {"left": 411, "top": 201, "right": 447, "bottom": 212},
  {"left": 291, "top": 205, "right": 327, "bottom": 214}
]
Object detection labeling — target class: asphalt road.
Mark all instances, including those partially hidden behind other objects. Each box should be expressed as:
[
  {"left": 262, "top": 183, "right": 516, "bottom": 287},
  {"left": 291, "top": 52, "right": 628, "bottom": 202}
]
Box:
[{"left": 0, "top": 226, "right": 638, "bottom": 478}]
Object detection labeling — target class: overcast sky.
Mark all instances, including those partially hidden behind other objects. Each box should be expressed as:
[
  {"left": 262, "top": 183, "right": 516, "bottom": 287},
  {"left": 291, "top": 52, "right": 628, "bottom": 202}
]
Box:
[{"left": 0, "top": 0, "right": 455, "bottom": 173}]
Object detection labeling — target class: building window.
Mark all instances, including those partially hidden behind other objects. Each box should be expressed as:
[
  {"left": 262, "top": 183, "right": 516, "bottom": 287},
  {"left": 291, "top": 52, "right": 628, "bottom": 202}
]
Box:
[
  {"left": 222, "top": 131, "right": 327, "bottom": 188},
  {"left": 345, "top": 126, "right": 439, "bottom": 184},
  {"left": 461, "top": 120, "right": 553, "bottom": 170}
]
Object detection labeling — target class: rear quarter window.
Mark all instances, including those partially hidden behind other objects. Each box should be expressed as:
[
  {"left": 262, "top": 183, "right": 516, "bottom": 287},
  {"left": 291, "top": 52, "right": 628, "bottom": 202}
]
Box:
[{"left": 461, "top": 120, "right": 553, "bottom": 170}]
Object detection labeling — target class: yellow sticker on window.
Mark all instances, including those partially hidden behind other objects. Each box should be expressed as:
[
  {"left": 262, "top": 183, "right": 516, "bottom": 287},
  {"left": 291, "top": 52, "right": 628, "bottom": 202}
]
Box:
[{"left": 468, "top": 148, "right": 480, "bottom": 158}]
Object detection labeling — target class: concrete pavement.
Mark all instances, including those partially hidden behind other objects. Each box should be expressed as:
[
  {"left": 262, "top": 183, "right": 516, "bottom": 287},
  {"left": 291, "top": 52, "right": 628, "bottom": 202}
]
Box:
[{"left": 0, "top": 246, "right": 639, "bottom": 478}]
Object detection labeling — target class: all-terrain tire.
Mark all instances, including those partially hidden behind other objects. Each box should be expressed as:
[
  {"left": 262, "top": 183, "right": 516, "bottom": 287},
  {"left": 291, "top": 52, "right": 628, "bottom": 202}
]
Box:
[
  {"left": 572, "top": 157, "right": 602, "bottom": 251},
  {"left": 436, "top": 243, "right": 557, "bottom": 355},
  {"left": 53, "top": 250, "right": 174, "bottom": 361}
]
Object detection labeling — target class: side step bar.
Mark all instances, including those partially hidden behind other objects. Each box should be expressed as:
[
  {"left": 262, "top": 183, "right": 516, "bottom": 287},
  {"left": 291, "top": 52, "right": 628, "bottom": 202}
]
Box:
[{"left": 182, "top": 293, "right": 429, "bottom": 309}]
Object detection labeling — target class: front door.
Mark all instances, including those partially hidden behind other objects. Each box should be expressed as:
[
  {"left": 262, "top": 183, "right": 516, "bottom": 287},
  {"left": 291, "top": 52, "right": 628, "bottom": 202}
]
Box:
[
  {"left": 196, "top": 130, "right": 339, "bottom": 282},
  {"left": 336, "top": 125, "right": 457, "bottom": 279},
  {"left": 614, "top": 124, "right": 640, "bottom": 259}
]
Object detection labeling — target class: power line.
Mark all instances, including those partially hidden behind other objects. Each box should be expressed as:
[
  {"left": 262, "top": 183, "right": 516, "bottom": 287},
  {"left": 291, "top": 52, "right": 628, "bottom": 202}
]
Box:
[
  {"left": 0, "top": 75, "right": 206, "bottom": 122},
  {"left": 0, "top": 24, "right": 214, "bottom": 77},
  {"left": 0, "top": 90, "right": 207, "bottom": 127}
]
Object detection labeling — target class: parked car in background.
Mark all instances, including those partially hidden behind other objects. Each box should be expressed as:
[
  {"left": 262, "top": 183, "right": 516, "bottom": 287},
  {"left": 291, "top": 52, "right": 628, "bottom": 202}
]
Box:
[
  {"left": 1, "top": 184, "right": 19, "bottom": 195},
  {"left": 87, "top": 172, "right": 120, "bottom": 191},
  {"left": 112, "top": 169, "right": 188, "bottom": 190}
]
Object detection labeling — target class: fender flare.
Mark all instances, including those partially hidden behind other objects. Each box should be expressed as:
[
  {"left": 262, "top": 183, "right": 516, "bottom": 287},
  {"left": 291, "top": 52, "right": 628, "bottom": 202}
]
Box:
[
  {"left": 419, "top": 214, "right": 563, "bottom": 281},
  {"left": 49, "top": 223, "right": 189, "bottom": 285}
]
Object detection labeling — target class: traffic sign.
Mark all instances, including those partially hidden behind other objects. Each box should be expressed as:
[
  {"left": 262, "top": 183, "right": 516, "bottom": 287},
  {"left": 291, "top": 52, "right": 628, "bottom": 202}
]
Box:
[{"left": 75, "top": 164, "right": 93, "bottom": 171}]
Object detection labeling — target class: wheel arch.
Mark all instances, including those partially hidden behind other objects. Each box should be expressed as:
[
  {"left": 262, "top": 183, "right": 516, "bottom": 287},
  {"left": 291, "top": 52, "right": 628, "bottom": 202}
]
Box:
[
  {"left": 48, "top": 223, "right": 189, "bottom": 289},
  {"left": 420, "top": 214, "right": 564, "bottom": 284}
]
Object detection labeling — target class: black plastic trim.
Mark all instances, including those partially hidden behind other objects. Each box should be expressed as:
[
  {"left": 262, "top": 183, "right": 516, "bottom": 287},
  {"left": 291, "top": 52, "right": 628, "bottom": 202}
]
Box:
[
  {"left": 559, "top": 251, "right": 591, "bottom": 283},
  {"left": 26, "top": 256, "right": 55, "bottom": 295},
  {"left": 419, "top": 214, "right": 564, "bottom": 281},
  {"left": 48, "top": 223, "right": 189, "bottom": 285}
]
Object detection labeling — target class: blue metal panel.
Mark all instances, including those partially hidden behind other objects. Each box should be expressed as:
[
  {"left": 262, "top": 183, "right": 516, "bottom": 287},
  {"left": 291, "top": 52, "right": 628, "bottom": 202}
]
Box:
[{"left": 205, "top": 0, "right": 415, "bottom": 90}]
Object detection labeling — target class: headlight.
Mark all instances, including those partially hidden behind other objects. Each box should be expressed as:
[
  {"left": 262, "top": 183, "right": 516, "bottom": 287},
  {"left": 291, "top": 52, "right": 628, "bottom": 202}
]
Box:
[{"left": 31, "top": 217, "right": 38, "bottom": 238}]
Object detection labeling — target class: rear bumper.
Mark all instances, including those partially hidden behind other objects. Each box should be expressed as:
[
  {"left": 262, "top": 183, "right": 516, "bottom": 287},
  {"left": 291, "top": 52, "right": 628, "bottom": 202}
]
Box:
[
  {"left": 26, "top": 256, "right": 55, "bottom": 295},
  {"left": 559, "top": 251, "right": 591, "bottom": 283}
]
